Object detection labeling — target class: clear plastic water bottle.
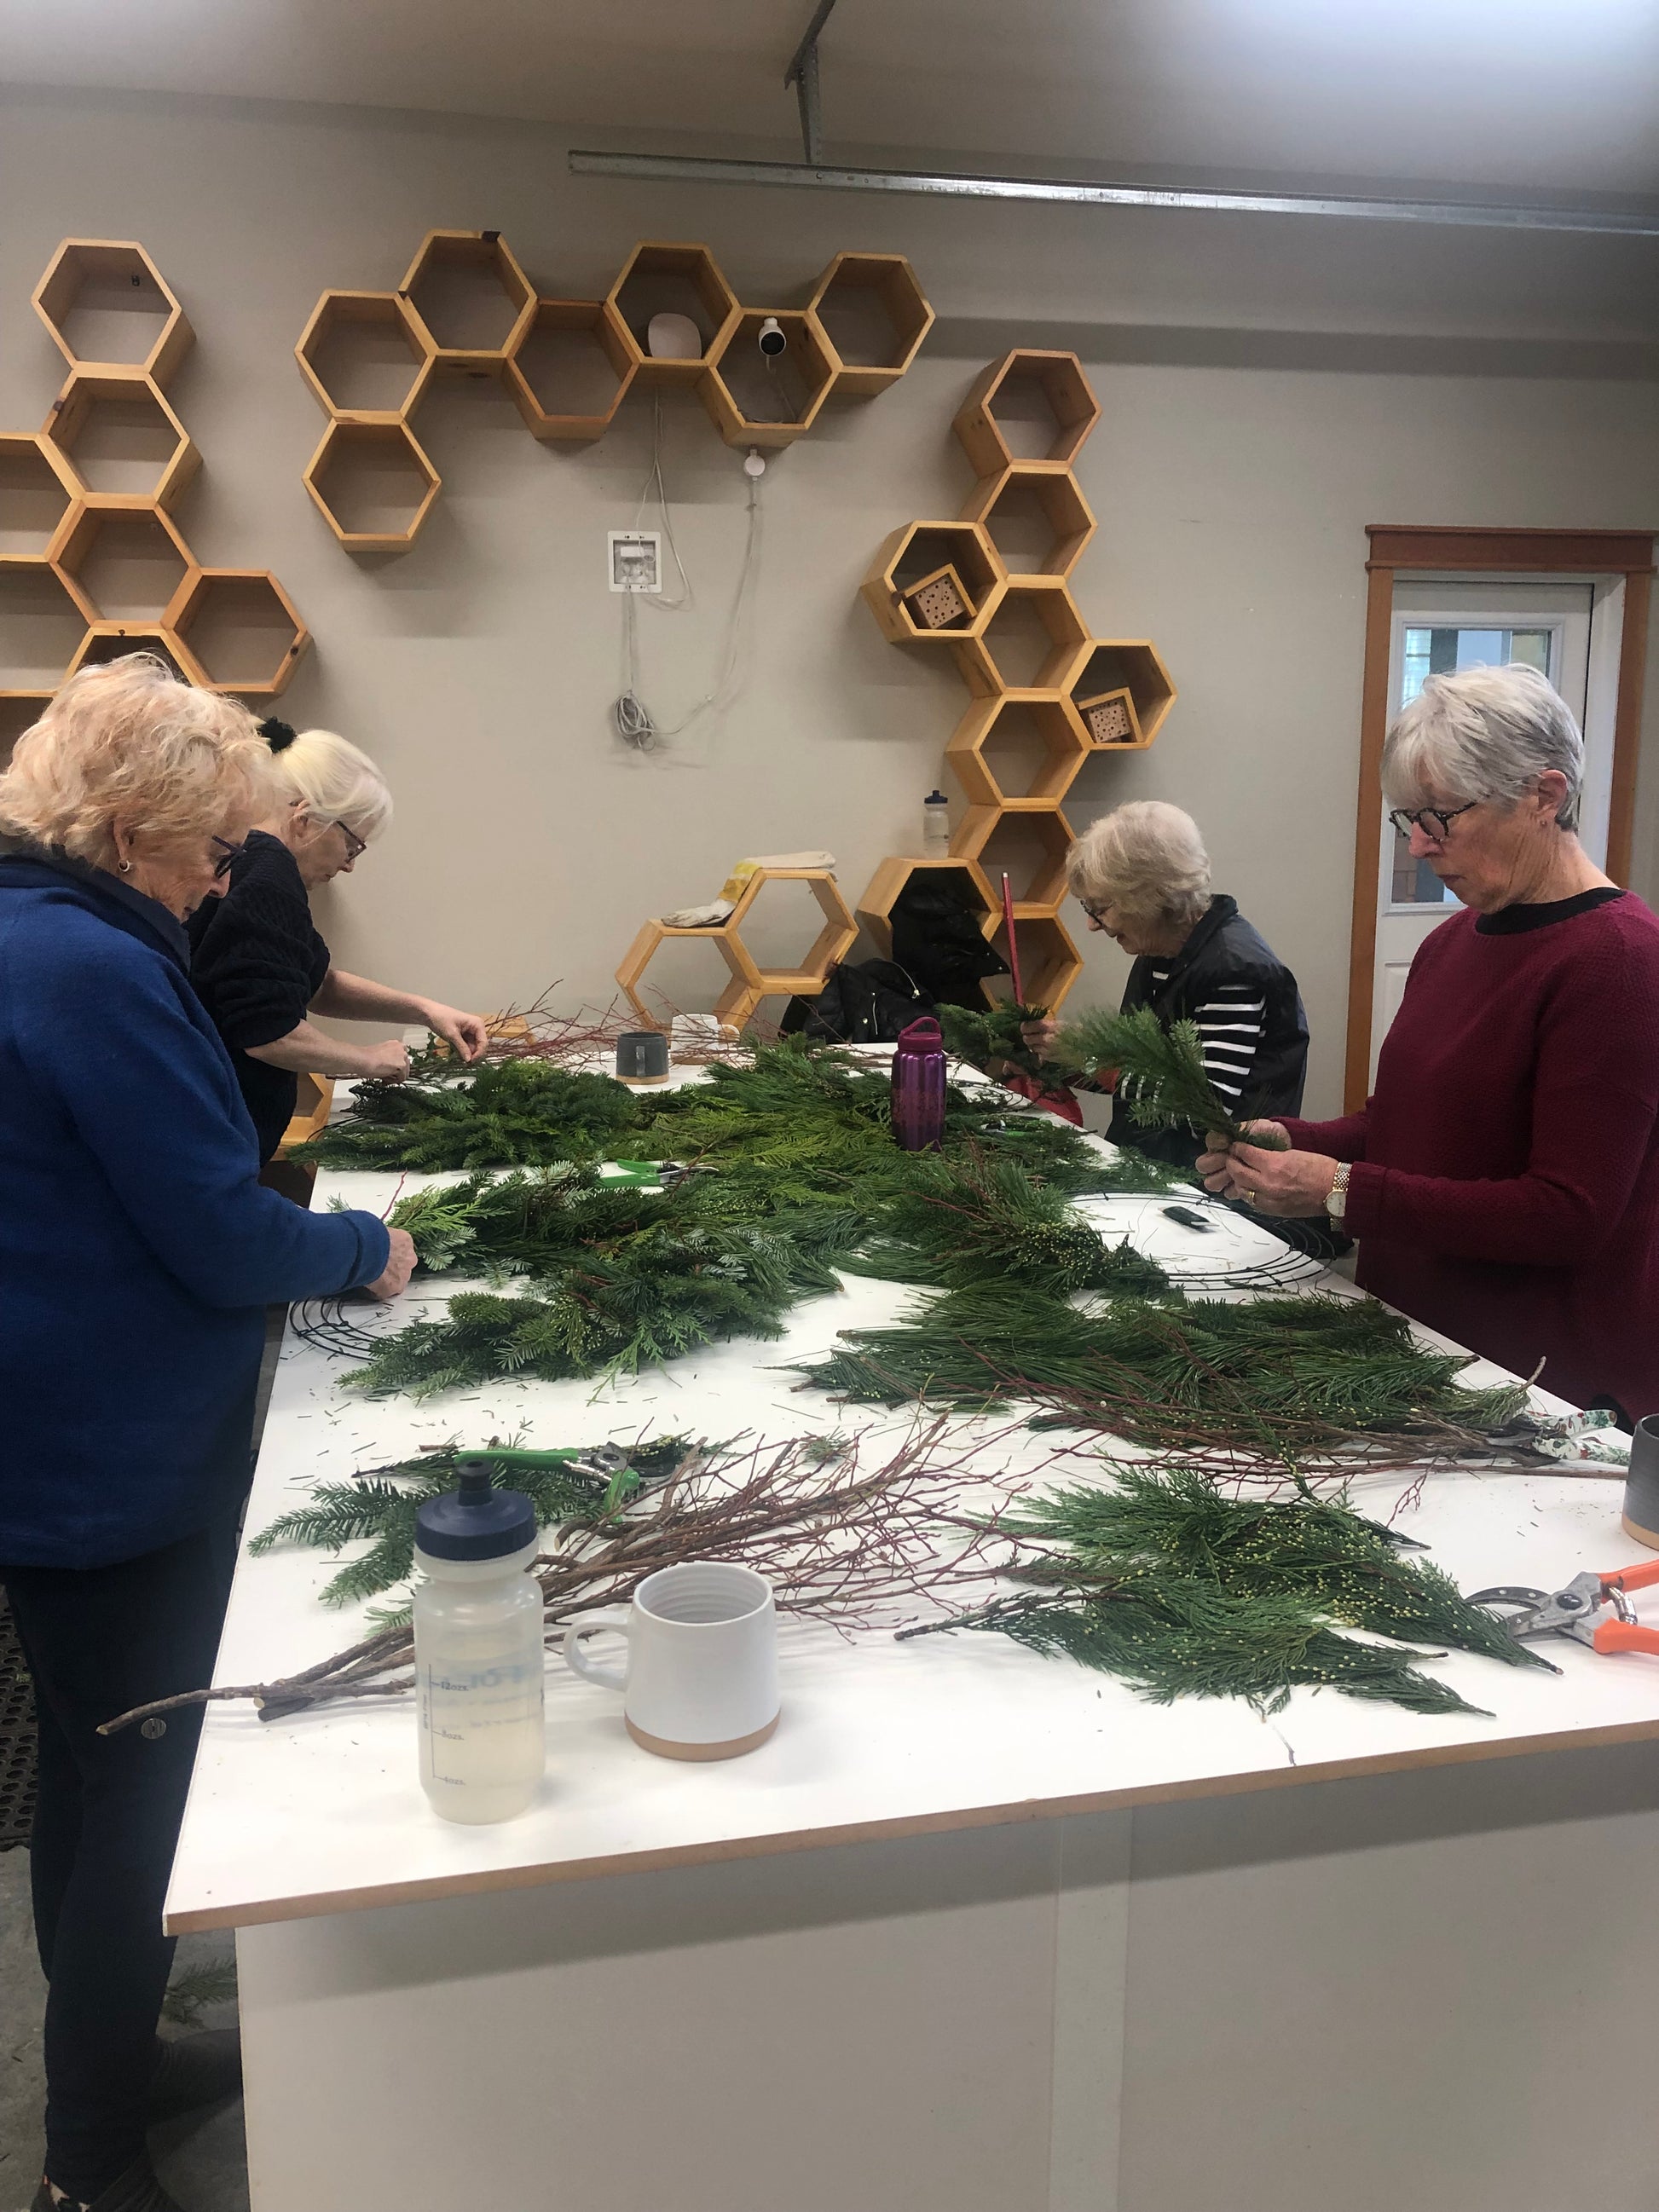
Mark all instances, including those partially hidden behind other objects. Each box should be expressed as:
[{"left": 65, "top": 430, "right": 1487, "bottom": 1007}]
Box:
[
  {"left": 922, "top": 788, "right": 951, "bottom": 854},
  {"left": 413, "top": 1461, "right": 546, "bottom": 1824}
]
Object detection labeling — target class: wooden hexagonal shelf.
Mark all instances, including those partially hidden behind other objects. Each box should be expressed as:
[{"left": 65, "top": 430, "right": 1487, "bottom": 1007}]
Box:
[
  {"left": 297, "top": 292, "right": 434, "bottom": 420},
  {"left": 43, "top": 373, "right": 200, "bottom": 512},
  {"left": 607, "top": 244, "right": 740, "bottom": 385},
  {"left": 945, "top": 695, "right": 1092, "bottom": 809},
  {"left": 67, "top": 625, "right": 209, "bottom": 687},
  {"left": 984, "top": 911, "right": 1084, "bottom": 1011},
  {"left": 399, "top": 231, "right": 535, "bottom": 372},
  {"left": 166, "top": 570, "right": 310, "bottom": 697},
  {"left": 855, "top": 855, "right": 997, "bottom": 958},
  {"left": 951, "top": 802, "right": 1076, "bottom": 910},
  {"left": 303, "top": 420, "right": 441, "bottom": 554},
  {"left": 54, "top": 502, "right": 192, "bottom": 626},
  {"left": 862, "top": 521, "right": 1003, "bottom": 647},
  {"left": 616, "top": 921, "right": 764, "bottom": 1031},
  {"left": 724, "top": 868, "right": 858, "bottom": 1002},
  {"left": 1066, "top": 640, "right": 1176, "bottom": 748},
  {"left": 32, "top": 241, "right": 194, "bottom": 385},
  {"left": 701, "top": 311, "right": 840, "bottom": 448},
  {"left": 968, "top": 575, "right": 1090, "bottom": 692},
  {"left": 806, "top": 252, "right": 934, "bottom": 397},
  {"left": 0, "top": 557, "right": 95, "bottom": 696},
  {"left": 0, "top": 434, "right": 78, "bottom": 557},
  {"left": 506, "top": 299, "right": 636, "bottom": 442},
  {"left": 961, "top": 464, "right": 1095, "bottom": 578},
  {"left": 954, "top": 350, "right": 1100, "bottom": 475}
]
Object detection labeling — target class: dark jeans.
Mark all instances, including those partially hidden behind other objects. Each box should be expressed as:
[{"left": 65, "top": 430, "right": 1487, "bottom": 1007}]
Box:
[{"left": 2, "top": 1514, "right": 240, "bottom": 2199}]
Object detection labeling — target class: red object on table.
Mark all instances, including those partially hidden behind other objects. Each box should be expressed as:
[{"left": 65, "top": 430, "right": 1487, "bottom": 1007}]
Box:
[{"left": 1001, "top": 874, "right": 1023, "bottom": 1003}]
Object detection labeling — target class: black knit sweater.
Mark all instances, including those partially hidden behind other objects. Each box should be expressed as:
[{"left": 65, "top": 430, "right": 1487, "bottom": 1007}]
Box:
[{"left": 188, "top": 831, "right": 330, "bottom": 1163}]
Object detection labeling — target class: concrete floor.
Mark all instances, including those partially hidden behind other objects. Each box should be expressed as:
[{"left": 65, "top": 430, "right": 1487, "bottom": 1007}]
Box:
[{"left": 0, "top": 1847, "right": 251, "bottom": 2212}]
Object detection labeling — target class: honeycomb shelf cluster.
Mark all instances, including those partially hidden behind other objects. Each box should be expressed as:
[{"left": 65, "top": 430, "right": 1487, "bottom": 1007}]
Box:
[
  {"left": 855, "top": 349, "right": 1176, "bottom": 1011},
  {"left": 0, "top": 240, "right": 309, "bottom": 746},
  {"left": 616, "top": 867, "right": 858, "bottom": 1031},
  {"left": 298, "top": 234, "right": 933, "bottom": 555}
]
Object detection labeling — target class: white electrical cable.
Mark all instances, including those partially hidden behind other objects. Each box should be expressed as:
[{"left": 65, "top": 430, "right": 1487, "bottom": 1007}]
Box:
[{"left": 613, "top": 396, "right": 764, "bottom": 754}]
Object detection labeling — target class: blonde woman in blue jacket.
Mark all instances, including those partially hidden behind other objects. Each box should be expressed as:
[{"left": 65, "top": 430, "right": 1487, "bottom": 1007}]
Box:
[{"left": 0, "top": 657, "right": 415, "bottom": 2212}]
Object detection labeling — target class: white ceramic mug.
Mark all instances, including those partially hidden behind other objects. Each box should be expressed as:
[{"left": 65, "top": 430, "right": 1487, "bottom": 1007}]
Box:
[{"left": 563, "top": 1561, "right": 779, "bottom": 1760}]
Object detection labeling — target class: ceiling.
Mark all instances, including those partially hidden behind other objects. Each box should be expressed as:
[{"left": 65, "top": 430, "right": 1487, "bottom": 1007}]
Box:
[{"left": 2, "top": 0, "right": 1657, "bottom": 201}]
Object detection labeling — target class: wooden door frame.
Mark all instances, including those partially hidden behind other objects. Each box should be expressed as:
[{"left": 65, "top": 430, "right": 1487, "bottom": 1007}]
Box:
[{"left": 1344, "top": 525, "right": 1656, "bottom": 1110}]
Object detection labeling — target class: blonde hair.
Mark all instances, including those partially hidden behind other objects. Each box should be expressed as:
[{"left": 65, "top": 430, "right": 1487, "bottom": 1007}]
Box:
[
  {"left": 1067, "top": 800, "right": 1211, "bottom": 930},
  {"left": 1383, "top": 661, "right": 1584, "bottom": 829},
  {"left": 0, "top": 656, "right": 278, "bottom": 869},
  {"left": 270, "top": 727, "right": 392, "bottom": 841}
]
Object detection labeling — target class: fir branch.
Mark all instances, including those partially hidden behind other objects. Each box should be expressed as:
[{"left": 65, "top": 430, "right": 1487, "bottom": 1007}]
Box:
[{"left": 1046, "top": 1006, "right": 1289, "bottom": 1151}]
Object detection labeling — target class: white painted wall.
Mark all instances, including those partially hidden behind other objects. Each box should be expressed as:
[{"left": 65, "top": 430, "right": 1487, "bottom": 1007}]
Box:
[{"left": 3, "top": 87, "right": 1656, "bottom": 1113}]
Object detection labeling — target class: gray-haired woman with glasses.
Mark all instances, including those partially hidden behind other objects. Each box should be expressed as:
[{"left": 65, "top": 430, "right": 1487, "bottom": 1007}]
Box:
[
  {"left": 1201, "top": 661, "right": 1659, "bottom": 1423},
  {"left": 188, "top": 719, "right": 489, "bottom": 1164}
]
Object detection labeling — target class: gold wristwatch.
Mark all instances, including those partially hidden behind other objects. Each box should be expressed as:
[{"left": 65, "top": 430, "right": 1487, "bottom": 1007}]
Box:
[{"left": 1326, "top": 1163, "right": 1351, "bottom": 1222}]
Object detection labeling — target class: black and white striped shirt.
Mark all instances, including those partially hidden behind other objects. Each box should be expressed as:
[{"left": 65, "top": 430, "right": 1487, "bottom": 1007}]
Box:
[{"left": 1146, "top": 967, "right": 1267, "bottom": 1106}]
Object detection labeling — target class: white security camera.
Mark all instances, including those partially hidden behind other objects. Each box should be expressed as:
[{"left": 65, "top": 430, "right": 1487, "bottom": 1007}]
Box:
[{"left": 757, "top": 316, "right": 788, "bottom": 358}]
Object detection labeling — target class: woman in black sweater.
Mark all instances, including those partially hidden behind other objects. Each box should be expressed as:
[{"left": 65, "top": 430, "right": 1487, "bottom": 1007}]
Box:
[{"left": 188, "top": 723, "right": 488, "bottom": 1161}]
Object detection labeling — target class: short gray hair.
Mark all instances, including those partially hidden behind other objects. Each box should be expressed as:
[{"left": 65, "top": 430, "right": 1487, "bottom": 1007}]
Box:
[
  {"left": 1067, "top": 800, "right": 1211, "bottom": 930},
  {"left": 1383, "top": 662, "right": 1583, "bottom": 829}
]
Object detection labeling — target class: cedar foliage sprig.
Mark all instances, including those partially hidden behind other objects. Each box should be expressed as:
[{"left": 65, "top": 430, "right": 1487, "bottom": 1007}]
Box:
[
  {"left": 841, "top": 1148, "right": 1173, "bottom": 1297},
  {"left": 298, "top": 1060, "right": 642, "bottom": 1170},
  {"left": 341, "top": 1226, "right": 807, "bottom": 1395},
  {"left": 800, "top": 1281, "right": 1528, "bottom": 1452},
  {"left": 1045, "top": 1005, "right": 1290, "bottom": 1152},
  {"left": 904, "top": 1462, "right": 1543, "bottom": 1717}
]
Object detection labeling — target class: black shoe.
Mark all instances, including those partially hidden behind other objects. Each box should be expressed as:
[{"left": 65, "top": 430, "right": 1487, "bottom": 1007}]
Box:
[
  {"left": 148, "top": 2029, "right": 242, "bottom": 2121},
  {"left": 31, "top": 2152, "right": 184, "bottom": 2212}
]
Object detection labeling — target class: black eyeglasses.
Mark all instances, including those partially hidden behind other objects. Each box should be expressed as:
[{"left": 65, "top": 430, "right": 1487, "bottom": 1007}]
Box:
[
  {"left": 333, "top": 820, "right": 367, "bottom": 863},
  {"left": 1388, "top": 800, "right": 1478, "bottom": 843},
  {"left": 211, "top": 835, "right": 246, "bottom": 880}
]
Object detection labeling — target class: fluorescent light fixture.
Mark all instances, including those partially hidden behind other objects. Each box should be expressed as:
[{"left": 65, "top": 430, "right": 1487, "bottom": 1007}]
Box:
[{"left": 568, "top": 148, "right": 1659, "bottom": 238}]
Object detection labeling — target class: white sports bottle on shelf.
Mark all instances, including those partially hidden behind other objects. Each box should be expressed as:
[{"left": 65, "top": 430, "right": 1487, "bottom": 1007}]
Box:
[
  {"left": 413, "top": 1460, "right": 546, "bottom": 1824},
  {"left": 922, "top": 788, "right": 951, "bottom": 854}
]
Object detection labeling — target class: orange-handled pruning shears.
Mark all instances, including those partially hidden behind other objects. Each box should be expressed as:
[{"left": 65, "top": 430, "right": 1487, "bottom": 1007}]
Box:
[{"left": 1470, "top": 1558, "right": 1659, "bottom": 1673}]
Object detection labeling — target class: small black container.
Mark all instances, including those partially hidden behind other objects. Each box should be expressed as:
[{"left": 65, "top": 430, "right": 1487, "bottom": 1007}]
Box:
[
  {"left": 616, "top": 1029, "right": 671, "bottom": 1083},
  {"left": 1624, "top": 1416, "right": 1659, "bottom": 1552}
]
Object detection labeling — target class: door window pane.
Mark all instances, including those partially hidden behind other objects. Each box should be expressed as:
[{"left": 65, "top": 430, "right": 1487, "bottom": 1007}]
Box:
[{"left": 1390, "top": 625, "right": 1555, "bottom": 905}]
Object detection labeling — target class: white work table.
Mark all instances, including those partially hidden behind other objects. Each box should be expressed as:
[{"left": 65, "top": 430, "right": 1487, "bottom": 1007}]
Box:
[{"left": 166, "top": 1131, "right": 1659, "bottom": 2212}]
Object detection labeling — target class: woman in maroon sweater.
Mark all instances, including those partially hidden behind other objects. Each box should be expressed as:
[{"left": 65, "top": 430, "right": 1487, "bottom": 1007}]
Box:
[{"left": 1200, "top": 662, "right": 1659, "bottom": 1420}]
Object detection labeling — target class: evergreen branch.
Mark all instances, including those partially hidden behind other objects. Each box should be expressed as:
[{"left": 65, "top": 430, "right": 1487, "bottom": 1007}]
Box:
[{"left": 1046, "top": 1006, "right": 1289, "bottom": 1151}]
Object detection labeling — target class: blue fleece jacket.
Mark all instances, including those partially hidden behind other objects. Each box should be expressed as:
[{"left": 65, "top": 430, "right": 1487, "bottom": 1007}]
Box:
[{"left": 0, "top": 846, "right": 391, "bottom": 1569}]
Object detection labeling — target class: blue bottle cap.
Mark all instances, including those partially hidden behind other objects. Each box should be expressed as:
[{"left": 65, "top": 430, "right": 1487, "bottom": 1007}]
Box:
[{"left": 415, "top": 1459, "right": 538, "bottom": 1562}]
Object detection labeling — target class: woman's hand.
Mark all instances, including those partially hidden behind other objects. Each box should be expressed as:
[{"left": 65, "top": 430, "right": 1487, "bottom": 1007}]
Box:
[
  {"left": 420, "top": 1002, "right": 491, "bottom": 1064},
  {"left": 1198, "top": 1124, "right": 1338, "bottom": 1217},
  {"left": 1020, "top": 1016, "right": 1060, "bottom": 1057},
  {"left": 365, "top": 1227, "right": 417, "bottom": 1302},
  {"left": 356, "top": 1040, "right": 411, "bottom": 1083}
]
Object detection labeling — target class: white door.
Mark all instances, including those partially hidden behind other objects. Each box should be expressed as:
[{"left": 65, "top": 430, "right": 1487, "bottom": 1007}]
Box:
[{"left": 1368, "top": 578, "right": 1616, "bottom": 1085}]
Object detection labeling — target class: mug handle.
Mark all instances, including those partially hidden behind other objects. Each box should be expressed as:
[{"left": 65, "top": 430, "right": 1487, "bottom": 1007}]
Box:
[{"left": 563, "top": 1610, "right": 630, "bottom": 1693}]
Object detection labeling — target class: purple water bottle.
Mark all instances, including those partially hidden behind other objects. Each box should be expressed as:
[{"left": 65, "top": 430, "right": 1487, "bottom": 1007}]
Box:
[{"left": 891, "top": 1015, "right": 946, "bottom": 1152}]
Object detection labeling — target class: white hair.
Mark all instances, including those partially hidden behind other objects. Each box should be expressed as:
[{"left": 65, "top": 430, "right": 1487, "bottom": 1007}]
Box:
[
  {"left": 1383, "top": 662, "right": 1583, "bottom": 829},
  {"left": 1067, "top": 800, "right": 1211, "bottom": 929},
  {"left": 269, "top": 727, "right": 393, "bottom": 841}
]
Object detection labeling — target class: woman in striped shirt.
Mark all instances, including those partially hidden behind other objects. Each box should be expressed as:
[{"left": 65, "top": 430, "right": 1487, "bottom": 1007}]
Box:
[{"left": 1025, "top": 801, "right": 1313, "bottom": 1175}]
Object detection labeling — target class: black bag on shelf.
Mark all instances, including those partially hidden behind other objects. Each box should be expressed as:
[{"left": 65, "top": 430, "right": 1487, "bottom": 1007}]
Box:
[{"left": 889, "top": 876, "right": 1009, "bottom": 1004}]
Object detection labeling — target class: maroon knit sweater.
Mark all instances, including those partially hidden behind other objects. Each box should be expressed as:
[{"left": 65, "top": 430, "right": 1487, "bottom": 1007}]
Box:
[{"left": 1281, "top": 887, "right": 1659, "bottom": 1418}]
